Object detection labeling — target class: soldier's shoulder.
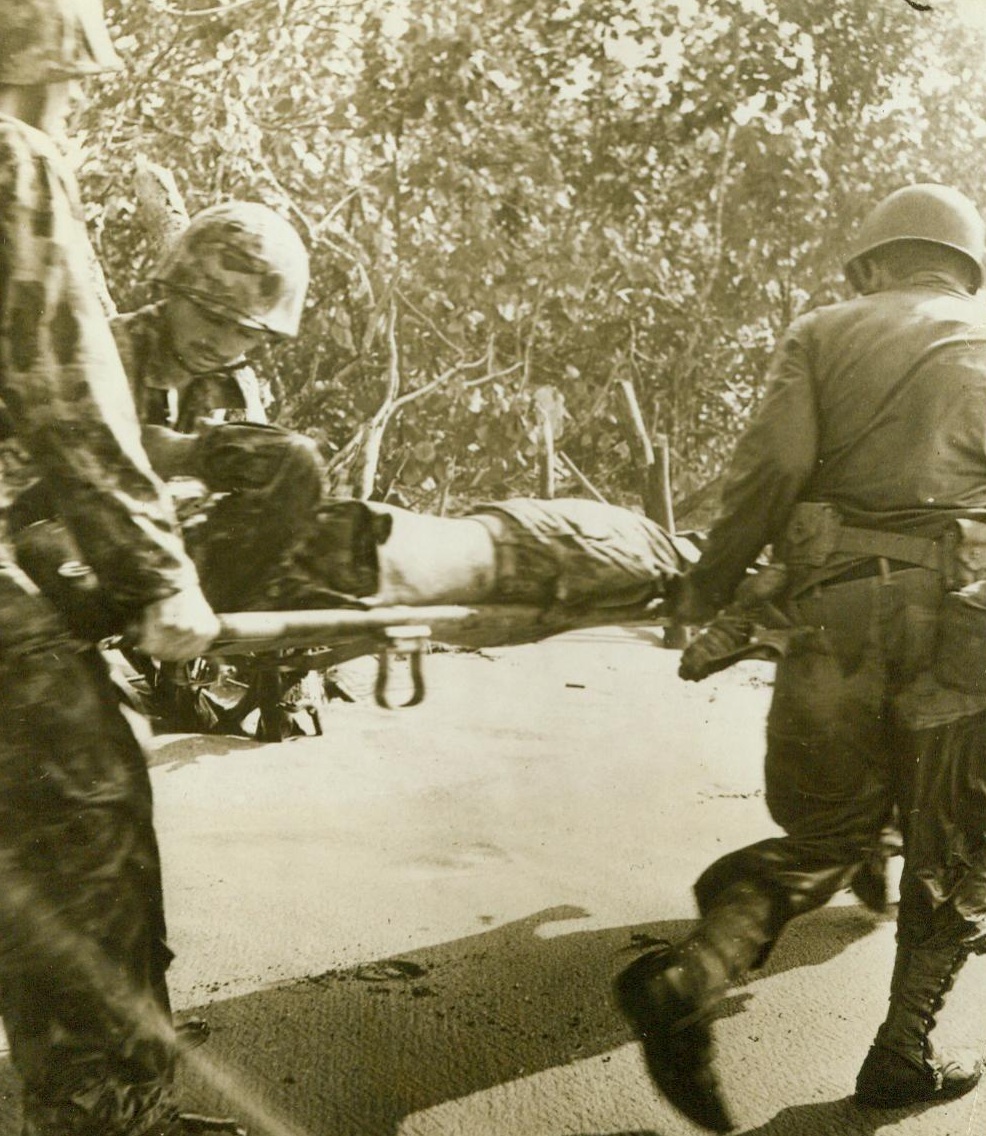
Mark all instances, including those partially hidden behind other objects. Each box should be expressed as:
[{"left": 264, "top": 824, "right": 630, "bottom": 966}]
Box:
[
  {"left": 0, "top": 115, "right": 77, "bottom": 217},
  {"left": 777, "top": 297, "right": 855, "bottom": 346},
  {"left": 0, "top": 113, "right": 62, "bottom": 168},
  {"left": 803, "top": 293, "right": 867, "bottom": 322},
  {"left": 791, "top": 292, "right": 904, "bottom": 339}
]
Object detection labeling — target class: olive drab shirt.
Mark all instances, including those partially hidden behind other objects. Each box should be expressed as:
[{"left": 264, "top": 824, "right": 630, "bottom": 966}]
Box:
[
  {"left": 111, "top": 302, "right": 270, "bottom": 433},
  {"left": 689, "top": 277, "right": 986, "bottom": 611},
  {"left": 0, "top": 114, "right": 199, "bottom": 607}
]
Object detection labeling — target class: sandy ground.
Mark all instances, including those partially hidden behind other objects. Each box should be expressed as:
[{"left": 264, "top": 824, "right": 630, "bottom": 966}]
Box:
[{"left": 2, "top": 627, "right": 986, "bottom": 1135}]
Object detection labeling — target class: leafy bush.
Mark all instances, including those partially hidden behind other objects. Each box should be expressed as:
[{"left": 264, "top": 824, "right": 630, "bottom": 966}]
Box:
[{"left": 81, "top": 0, "right": 986, "bottom": 518}]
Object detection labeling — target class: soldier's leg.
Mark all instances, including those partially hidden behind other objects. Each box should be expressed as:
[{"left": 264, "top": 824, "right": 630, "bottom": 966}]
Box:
[
  {"left": 856, "top": 711, "right": 986, "bottom": 1107},
  {"left": 615, "top": 625, "right": 892, "bottom": 1132},
  {"left": 0, "top": 565, "right": 178, "bottom": 1136},
  {"left": 855, "top": 880, "right": 980, "bottom": 1106}
]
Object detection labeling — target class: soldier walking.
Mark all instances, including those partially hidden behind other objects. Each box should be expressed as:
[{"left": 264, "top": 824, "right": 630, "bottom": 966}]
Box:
[{"left": 615, "top": 184, "right": 986, "bottom": 1130}]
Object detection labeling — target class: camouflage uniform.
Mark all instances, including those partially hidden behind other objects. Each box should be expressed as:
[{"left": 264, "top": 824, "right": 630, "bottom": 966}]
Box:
[{"left": 0, "top": 114, "right": 196, "bottom": 1135}]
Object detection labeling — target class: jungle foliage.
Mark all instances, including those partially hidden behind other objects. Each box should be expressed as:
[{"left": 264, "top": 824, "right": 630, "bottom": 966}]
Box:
[{"left": 82, "top": 0, "right": 986, "bottom": 517}]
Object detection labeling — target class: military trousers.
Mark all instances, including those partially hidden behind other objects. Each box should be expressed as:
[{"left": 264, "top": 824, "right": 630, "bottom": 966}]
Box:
[
  {"left": 0, "top": 563, "right": 177, "bottom": 1136},
  {"left": 695, "top": 565, "right": 986, "bottom": 959}
]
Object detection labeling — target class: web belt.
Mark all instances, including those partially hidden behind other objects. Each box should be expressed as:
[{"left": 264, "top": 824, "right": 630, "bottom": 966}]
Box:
[{"left": 834, "top": 525, "right": 943, "bottom": 572}]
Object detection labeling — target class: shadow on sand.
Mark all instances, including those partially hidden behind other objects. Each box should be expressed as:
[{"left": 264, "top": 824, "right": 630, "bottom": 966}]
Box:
[
  {"left": 737, "top": 1093, "right": 951, "bottom": 1136},
  {"left": 0, "top": 901, "right": 891, "bottom": 1136}
]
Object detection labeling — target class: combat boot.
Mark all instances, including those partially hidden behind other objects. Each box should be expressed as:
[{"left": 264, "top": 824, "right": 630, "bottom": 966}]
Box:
[
  {"left": 614, "top": 880, "right": 778, "bottom": 1133},
  {"left": 175, "top": 1018, "right": 211, "bottom": 1053},
  {"left": 855, "top": 940, "right": 983, "bottom": 1108}
]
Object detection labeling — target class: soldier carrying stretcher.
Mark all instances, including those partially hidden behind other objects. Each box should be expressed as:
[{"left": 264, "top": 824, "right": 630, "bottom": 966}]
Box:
[
  {"left": 0, "top": 3, "right": 246, "bottom": 1133},
  {"left": 615, "top": 183, "right": 986, "bottom": 1131}
]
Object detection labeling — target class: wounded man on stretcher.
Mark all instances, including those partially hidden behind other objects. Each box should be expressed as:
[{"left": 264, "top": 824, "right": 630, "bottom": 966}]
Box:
[
  {"left": 11, "top": 489, "right": 699, "bottom": 651},
  {"left": 4, "top": 421, "right": 769, "bottom": 736}
]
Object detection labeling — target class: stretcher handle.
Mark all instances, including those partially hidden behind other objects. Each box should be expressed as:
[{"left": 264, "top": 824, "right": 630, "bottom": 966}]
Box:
[{"left": 374, "top": 626, "right": 431, "bottom": 710}]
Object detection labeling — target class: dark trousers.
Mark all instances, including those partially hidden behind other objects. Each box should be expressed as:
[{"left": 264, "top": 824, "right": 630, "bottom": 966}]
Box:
[{"left": 696, "top": 567, "right": 986, "bottom": 959}]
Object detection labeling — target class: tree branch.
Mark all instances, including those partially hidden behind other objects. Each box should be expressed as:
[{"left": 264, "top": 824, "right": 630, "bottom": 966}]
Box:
[
  {"left": 149, "top": 0, "right": 271, "bottom": 17},
  {"left": 356, "top": 300, "right": 401, "bottom": 499},
  {"left": 396, "top": 288, "right": 467, "bottom": 358}
]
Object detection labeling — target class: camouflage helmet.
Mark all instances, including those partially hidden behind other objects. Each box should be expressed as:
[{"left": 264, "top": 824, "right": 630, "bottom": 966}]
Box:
[
  {"left": 153, "top": 202, "right": 310, "bottom": 338},
  {"left": 845, "top": 183, "right": 986, "bottom": 290},
  {"left": 0, "top": 0, "right": 123, "bottom": 85}
]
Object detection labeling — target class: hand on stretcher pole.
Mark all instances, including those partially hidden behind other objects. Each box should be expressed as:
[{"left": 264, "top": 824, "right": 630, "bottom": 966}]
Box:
[
  {"left": 205, "top": 608, "right": 466, "bottom": 710},
  {"left": 105, "top": 598, "right": 672, "bottom": 714}
]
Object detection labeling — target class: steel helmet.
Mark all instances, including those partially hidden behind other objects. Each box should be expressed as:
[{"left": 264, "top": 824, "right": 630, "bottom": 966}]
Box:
[
  {"left": 153, "top": 202, "right": 310, "bottom": 338},
  {"left": 845, "top": 183, "right": 986, "bottom": 290},
  {"left": 0, "top": 0, "right": 122, "bottom": 85}
]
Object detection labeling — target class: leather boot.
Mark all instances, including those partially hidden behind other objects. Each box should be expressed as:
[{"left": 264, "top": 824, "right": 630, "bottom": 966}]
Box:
[
  {"left": 614, "top": 880, "right": 778, "bottom": 1133},
  {"left": 855, "top": 939, "right": 983, "bottom": 1108}
]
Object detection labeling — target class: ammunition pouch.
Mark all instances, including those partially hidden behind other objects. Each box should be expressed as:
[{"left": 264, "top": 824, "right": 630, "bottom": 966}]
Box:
[
  {"left": 781, "top": 502, "right": 843, "bottom": 568},
  {"left": 934, "top": 583, "right": 986, "bottom": 694},
  {"left": 781, "top": 504, "right": 986, "bottom": 697},
  {"left": 11, "top": 517, "right": 137, "bottom": 641},
  {"left": 909, "top": 522, "right": 986, "bottom": 697},
  {"left": 898, "top": 520, "right": 986, "bottom": 696}
]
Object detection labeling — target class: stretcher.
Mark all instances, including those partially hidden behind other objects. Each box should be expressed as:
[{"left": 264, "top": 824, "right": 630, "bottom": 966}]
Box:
[
  {"left": 15, "top": 495, "right": 694, "bottom": 740},
  {"left": 148, "top": 496, "right": 692, "bottom": 738},
  {"left": 144, "top": 592, "right": 675, "bottom": 740}
]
